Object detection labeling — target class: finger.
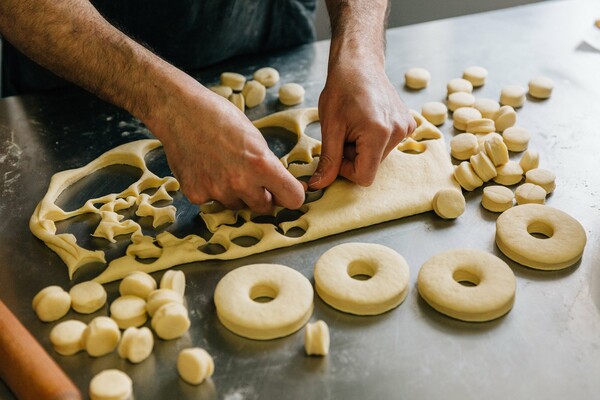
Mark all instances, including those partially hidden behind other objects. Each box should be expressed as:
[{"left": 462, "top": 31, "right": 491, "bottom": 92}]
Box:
[
  {"left": 262, "top": 159, "right": 306, "bottom": 210},
  {"left": 339, "top": 135, "right": 385, "bottom": 186},
  {"left": 343, "top": 143, "right": 357, "bottom": 161},
  {"left": 308, "top": 119, "right": 345, "bottom": 190},
  {"left": 240, "top": 186, "right": 274, "bottom": 215},
  {"left": 381, "top": 120, "right": 414, "bottom": 161}
]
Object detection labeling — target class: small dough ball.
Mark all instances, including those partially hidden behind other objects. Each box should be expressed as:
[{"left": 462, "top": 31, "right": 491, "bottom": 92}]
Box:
[
  {"left": 82, "top": 316, "right": 121, "bottom": 357},
  {"left": 69, "top": 281, "right": 107, "bottom": 314},
  {"left": 483, "top": 133, "right": 509, "bottom": 167},
  {"left": 219, "top": 72, "right": 246, "bottom": 91},
  {"left": 242, "top": 80, "right": 266, "bottom": 108},
  {"left": 279, "top": 83, "right": 305, "bottom": 106},
  {"left": 470, "top": 152, "right": 497, "bottom": 182},
  {"left": 453, "top": 161, "right": 483, "bottom": 191},
  {"left": 110, "top": 295, "right": 147, "bottom": 329},
  {"left": 500, "top": 85, "right": 527, "bottom": 108},
  {"left": 50, "top": 320, "right": 87, "bottom": 356},
  {"left": 453, "top": 107, "right": 482, "bottom": 131},
  {"left": 304, "top": 320, "right": 330, "bottom": 356},
  {"left": 447, "top": 92, "right": 475, "bottom": 112},
  {"left": 525, "top": 168, "right": 556, "bottom": 194},
  {"left": 119, "top": 271, "right": 157, "bottom": 300},
  {"left": 462, "top": 66, "right": 488, "bottom": 87},
  {"left": 493, "top": 161, "right": 524, "bottom": 186},
  {"left": 473, "top": 98, "right": 501, "bottom": 119},
  {"left": 89, "top": 369, "right": 132, "bottom": 400},
  {"left": 146, "top": 289, "right": 184, "bottom": 317},
  {"left": 596, "top": 19, "right": 600, "bottom": 29},
  {"left": 450, "top": 133, "right": 478, "bottom": 160},
  {"left": 503, "top": 126, "right": 531, "bottom": 152},
  {"left": 466, "top": 118, "right": 495, "bottom": 134},
  {"left": 160, "top": 270, "right": 186, "bottom": 298},
  {"left": 177, "top": 348, "right": 215, "bottom": 385},
  {"left": 209, "top": 85, "right": 233, "bottom": 98},
  {"left": 515, "top": 183, "right": 546, "bottom": 205},
  {"left": 421, "top": 101, "right": 447, "bottom": 126},
  {"left": 32, "top": 286, "right": 71, "bottom": 322},
  {"left": 482, "top": 185, "right": 514, "bottom": 212},
  {"left": 404, "top": 67, "right": 431, "bottom": 89},
  {"left": 229, "top": 93, "right": 245, "bottom": 112},
  {"left": 151, "top": 302, "right": 190, "bottom": 340},
  {"left": 447, "top": 78, "right": 473, "bottom": 95},
  {"left": 253, "top": 67, "right": 280, "bottom": 88},
  {"left": 118, "top": 327, "right": 154, "bottom": 364},
  {"left": 519, "top": 150, "right": 539, "bottom": 172},
  {"left": 493, "top": 105, "right": 517, "bottom": 132},
  {"left": 432, "top": 189, "right": 466, "bottom": 219},
  {"left": 528, "top": 76, "right": 554, "bottom": 99}
]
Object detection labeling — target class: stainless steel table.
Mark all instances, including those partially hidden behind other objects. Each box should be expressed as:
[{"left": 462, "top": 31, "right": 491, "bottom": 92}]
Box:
[{"left": 2, "top": 0, "right": 600, "bottom": 398}]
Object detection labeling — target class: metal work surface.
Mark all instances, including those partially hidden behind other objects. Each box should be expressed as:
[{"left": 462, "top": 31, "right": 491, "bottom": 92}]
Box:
[{"left": 1, "top": 1, "right": 600, "bottom": 398}]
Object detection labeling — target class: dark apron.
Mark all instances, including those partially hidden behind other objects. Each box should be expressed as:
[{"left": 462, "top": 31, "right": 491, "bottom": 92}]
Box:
[{"left": 1, "top": 0, "right": 316, "bottom": 97}]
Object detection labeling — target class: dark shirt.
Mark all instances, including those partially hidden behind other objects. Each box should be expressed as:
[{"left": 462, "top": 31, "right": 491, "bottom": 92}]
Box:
[{"left": 1, "top": 0, "right": 316, "bottom": 97}]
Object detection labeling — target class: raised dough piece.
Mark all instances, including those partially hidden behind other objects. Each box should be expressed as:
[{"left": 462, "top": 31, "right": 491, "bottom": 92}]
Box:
[
  {"left": 146, "top": 289, "right": 183, "bottom": 317},
  {"left": 470, "top": 152, "right": 497, "bottom": 182},
  {"left": 417, "top": 249, "right": 516, "bottom": 322},
  {"left": 450, "top": 133, "right": 478, "bottom": 161},
  {"left": 82, "top": 316, "right": 121, "bottom": 357},
  {"left": 494, "top": 105, "right": 517, "bottom": 132},
  {"left": 453, "top": 107, "right": 481, "bottom": 131},
  {"left": 118, "top": 327, "right": 154, "bottom": 364},
  {"left": 503, "top": 126, "right": 530, "bottom": 152},
  {"left": 178, "top": 348, "right": 215, "bottom": 385},
  {"left": 496, "top": 204, "right": 586, "bottom": 270},
  {"left": 151, "top": 302, "right": 190, "bottom": 340},
  {"left": 229, "top": 93, "right": 245, "bottom": 113},
  {"left": 50, "top": 320, "right": 87, "bottom": 356},
  {"left": 493, "top": 161, "right": 523, "bottom": 186},
  {"left": 432, "top": 189, "right": 466, "bottom": 219},
  {"left": 482, "top": 185, "right": 514, "bottom": 212},
  {"left": 404, "top": 67, "right": 430, "bottom": 89},
  {"left": 242, "top": 80, "right": 267, "bottom": 108},
  {"left": 453, "top": 161, "right": 483, "bottom": 191},
  {"left": 214, "top": 263, "right": 313, "bottom": 339},
  {"left": 500, "top": 85, "right": 527, "bottom": 108},
  {"left": 253, "top": 67, "right": 280, "bottom": 88},
  {"left": 421, "top": 101, "right": 447, "bottom": 126},
  {"left": 447, "top": 92, "right": 475, "bottom": 112},
  {"left": 32, "top": 286, "right": 71, "bottom": 322},
  {"left": 304, "top": 320, "right": 330, "bottom": 356},
  {"left": 69, "top": 281, "right": 106, "bottom": 314},
  {"left": 119, "top": 271, "right": 157, "bottom": 300},
  {"left": 447, "top": 78, "right": 473, "bottom": 95},
  {"left": 528, "top": 76, "right": 554, "bottom": 99},
  {"left": 89, "top": 369, "right": 132, "bottom": 400},
  {"left": 515, "top": 183, "right": 546, "bottom": 205},
  {"left": 314, "top": 243, "right": 410, "bottom": 315},
  {"left": 279, "top": 83, "right": 305, "bottom": 106},
  {"left": 220, "top": 72, "right": 246, "bottom": 91},
  {"left": 462, "top": 66, "right": 488, "bottom": 87},
  {"left": 519, "top": 150, "right": 540, "bottom": 173},
  {"left": 466, "top": 118, "right": 495, "bottom": 134},
  {"left": 473, "top": 98, "right": 501, "bottom": 119},
  {"left": 209, "top": 85, "right": 233, "bottom": 99},
  {"left": 484, "top": 134, "right": 509, "bottom": 167},
  {"left": 110, "top": 295, "right": 147, "bottom": 329},
  {"left": 160, "top": 270, "right": 186, "bottom": 297},
  {"left": 525, "top": 168, "right": 556, "bottom": 194}
]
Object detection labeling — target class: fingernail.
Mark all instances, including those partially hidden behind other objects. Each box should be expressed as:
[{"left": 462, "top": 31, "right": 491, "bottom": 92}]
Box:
[{"left": 308, "top": 172, "right": 321, "bottom": 189}]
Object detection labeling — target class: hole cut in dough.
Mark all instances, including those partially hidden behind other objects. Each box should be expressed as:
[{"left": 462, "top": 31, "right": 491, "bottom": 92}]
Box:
[{"left": 397, "top": 139, "right": 426, "bottom": 155}]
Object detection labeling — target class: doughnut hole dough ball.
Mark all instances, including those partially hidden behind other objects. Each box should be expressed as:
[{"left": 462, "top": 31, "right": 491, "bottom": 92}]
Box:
[
  {"left": 519, "top": 150, "right": 540, "bottom": 173},
  {"left": 447, "top": 92, "right": 475, "bottom": 112},
  {"left": 515, "top": 183, "right": 546, "bottom": 205},
  {"left": 500, "top": 85, "right": 527, "bottom": 108},
  {"left": 209, "top": 85, "right": 232, "bottom": 99},
  {"left": 447, "top": 78, "right": 473, "bottom": 95},
  {"left": 525, "top": 168, "right": 556, "bottom": 194},
  {"left": 470, "top": 152, "right": 497, "bottom": 182},
  {"left": 220, "top": 72, "right": 246, "bottom": 91},
  {"left": 146, "top": 289, "right": 184, "bottom": 317},
  {"left": 453, "top": 107, "right": 482, "bottom": 131},
  {"left": 32, "top": 286, "right": 71, "bottom": 322},
  {"left": 466, "top": 118, "right": 495, "bottom": 134},
  {"left": 304, "top": 320, "right": 330, "bottom": 356},
  {"left": 214, "top": 263, "right": 313, "bottom": 340},
  {"left": 242, "top": 80, "right": 267, "bottom": 108},
  {"left": 253, "top": 67, "right": 280, "bottom": 88},
  {"left": 160, "top": 270, "right": 186, "bottom": 297},
  {"left": 494, "top": 105, "right": 517, "bottom": 132},
  {"left": 482, "top": 185, "right": 514, "bottom": 212},
  {"left": 453, "top": 161, "right": 483, "bottom": 191},
  {"left": 89, "top": 369, "right": 132, "bottom": 400},
  {"left": 279, "top": 83, "right": 305, "bottom": 106},
  {"left": 463, "top": 66, "right": 488, "bottom": 87},
  {"left": 110, "top": 295, "right": 147, "bottom": 329},
  {"left": 178, "top": 348, "right": 215, "bottom": 385},
  {"left": 404, "top": 67, "right": 431, "bottom": 90},
  {"left": 421, "top": 101, "right": 447, "bottom": 126},
  {"left": 503, "top": 127, "right": 531, "bottom": 152},
  {"left": 417, "top": 249, "right": 516, "bottom": 322},
  {"left": 432, "top": 189, "right": 466, "bottom": 219},
  {"left": 474, "top": 98, "right": 501, "bottom": 119},
  {"left": 151, "top": 302, "right": 191, "bottom": 340},
  {"left": 528, "top": 76, "right": 554, "bottom": 99},
  {"left": 229, "top": 93, "right": 245, "bottom": 113},
  {"left": 493, "top": 161, "right": 524, "bottom": 186},
  {"left": 83, "top": 316, "right": 121, "bottom": 357},
  {"left": 50, "top": 320, "right": 87, "bottom": 356},
  {"left": 119, "top": 271, "right": 157, "bottom": 300},
  {"left": 118, "top": 327, "right": 154, "bottom": 364},
  {"left": 314, "top": 243, "right": 410, "bottom": 315},
  {"left": 496, "top": 204, "right": 587, "bottom": 270},
  {"left": 484, "top": 134, "right": 509, "bottom": 166},
  {"left": 451, "top": 133, "right": 478, "bottom": 160},
  {"left": 69, "top": 281, "right": 107, "bottom": 314}
]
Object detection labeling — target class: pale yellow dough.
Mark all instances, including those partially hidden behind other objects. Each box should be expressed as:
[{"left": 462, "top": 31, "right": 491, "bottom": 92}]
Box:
[
  {"left": 82, "top": 316, "right": 121, "bottom": 357},
  {"left": 69, "top": 281, "right": 106, "bottom": 314},
  {"left": 462, "top": 66, "right": 488, "bottom": 87},
  {"left": 493, "top": 161, "right": 523, "bottom": 186},
  {"left": 528, "top": 76, "right": 554, "bottom": 99},
  {"left": 209, "top": 85, "right": 232, "bottom": 99},
  {"left": 432, "top": 189, "right": 465, "bottom": 219},
  {"left": 496, "top": 204, "right": 586, "bottom": 270},
  {"left": 447, "top": 78, "right": 473, "bottom": 95},
  {"left": 89, "top": 369, "right": 132, "bottom": 400},
  {"left": 404, "top": 67, "right": 430, "bottom": 89},
  {"left": 482, "top": 186, "right": 514, "bottom": 212},
  {"left": 220, "top": 72, "right": 246, "bottom": 91},
  {"left": 214, "top": 263, "right": 313, "bottom": 340},
  {"left": 304, "top": 320, "right": 330, "bottom": 356},
  {"left": 110, "top": 295, "right": 147, "bottom": 329},
  {"left": 32, "top": 286, "right": 71, "bottom": 322},
  {"left": 119, "top": 271, "right": 156, "bottom": 299},
  {"left": 417, "top": 249, "right": 516, "bottom": 322},
  {"left": 178, "top": 348, "right": 214, "bottom": 385},
  {"left": 453, "top": 161, "right": 483, "bottom": 191},
  {"left": 503, "top": 127, "right": 530, "bottom": 152},
  {"left": 500, "top": 85, "right": 527, "bottom": 108},
  {"left": 450, "top": 133, "right": 478, "bottom": 161},
  {"left": 314, "top": 243, "right": 410, "bottom": 315},
  {"left": 470, "top": 152, "right": 497, "bottom": 182},
  {"left": 151, "top": 302, "right": 191, "bottom": 340},
  {"left": 453, "top": 107, "right": 481, "bottom": 131},
  {"left": 519, "top": 150, "right": 540, "bottom": 173},
  {"left": 466, "top": 118, "right": 495, "bottom": 134},
  {"left": 515, "top": 183, "right": 546, "bottom": 205},
  {"left": 242, "top": 80, "right": 266, "bottom": 108},
  {"left": 279, "top": 83, "right": 305, "bottom": 106},
  {"left": 473, "top": 98, "right": 501, "bottom": 119},
  {"left": 483, "top": 134, "right": 509, "bottom": 167},
  {"left": 229, "top": 93, "right": 245, "bottom": 113},
  {"left": 50, "top": 320, "right": 87, "bottom": 356},
  {"left": 421, "top": 101, "right": 447, "bottom": 126},
  {"left": 253, "top": 67, "right": 279, "bottom": 88},
  {"left": 160, "top": 270, "right": 186, "bottom": 297},
  {"left": 447, "top": 92, "right": 475, "bottom": 112},
  {"left": 146, "top": 289, "right": 183, "bottom": 317},
  {"left": 525, "top": 168, "right": 556, "bottom": 194},
  {"left": 494, "top": 105, "right": 517, "bottom": 132},
  {"left": 118, "top": 326, "right": 154, "bottom": 364}
]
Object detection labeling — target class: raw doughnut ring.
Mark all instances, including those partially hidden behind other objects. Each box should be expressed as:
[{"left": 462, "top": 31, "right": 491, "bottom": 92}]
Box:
[
  {"left": 314, "top": 243, "right": 410, "bottom": 315},
  {"left": 214, "top": 264, "right": 313, "bottom": 340},
  {"left": 417, "top": 249, "right": 516, "bottom": 322},
  {"left": 496, "top": 204, "right": 586, "bottom": 270}
]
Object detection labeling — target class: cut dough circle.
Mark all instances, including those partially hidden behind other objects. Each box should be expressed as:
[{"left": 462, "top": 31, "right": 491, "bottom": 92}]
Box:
[
  {"left": 214, "top": 263, "right": 313, "bottom": 339},
  {"left": 493, "top": 161, "right": 523, "bottom": 186},
  {"left": 447, "top": 78, "right": 473, "bottom": 95},
  {"left": 466, "top": 118, "right": 495, "bottom": 134},
  {"left": 500, "top": 85, "right": 527, "bottom": 108},
  {"left": 50, "top": 320, "right": 87, "bottom": 356},
  {"left": 473, "top": 98, "right": 501, "bottom": 119},
  {"left": 453, "top": 107, "right": 482, "bottom": 131},
  {"left": 417, "top": 249, "right": 516, "bottom": 322},
  {"left": 447, "top": 92, "right": 475, "bottom": 112},
  {"left": 450, "top": 133, "right": 478, "bottom": 161},
  {"left": 453, "top": 161, "right": 483, "bottom": 191},
  {"left": 304, "top": 320, "right": 330, "bottom": 356},
  {"left": 528, "top": 76, "right": 554, "bottom": 99},
  {"left": 421, "top": 101, "right": 447, "bottom": 126},
  {"left": 32, "top": 286, "right": 71, "bottom": 322},
  {"left": 110, "top": 295, "right": 147, "bottom": 329},
  {"left": 462, "top": 66, "right": 488, "bottom": 87},
  {"left": 229, "top": 93, "right": 245, "bottom": 113},
  {"left": 209, "top": 85, "right": 232, "bottom": 99},
  {"left": 482, "top": 185, "right": 514, "bottom": 212},
  {"left": 519, "top": 150, "right": 540, "bottom": 173},
  {"left": 253, "top": 67, "right": 280, "bottom": 88},
  {"left": 496, "top": 204, "right": 586, "bottom": 270},
  {"left": 493, "top": 105, "right": 517, "bottom": 132},
  {"left": 470, "top": 152, "right": 497, "bottom": 182},
  {"left": 69, "top": 281, "right": 107, "bottom": 314},
  {"left": 279, "top": 83, "right": 305, "bottom": 106},
  {"left": 160, "top": 270, "right": 186, "bottom": 297},
  {"left": 503, "top": 127, "right": 530, "bottom": 152},
  {"left": 146, "top": 289, "right": 184, "bottom": 317},
  {"left": 151, "top": 302, "right": 190, "bottom": 340},
  {"left": 314, "top": 243, "right": 410, "bottom": 315},
  {"left": 515, "top": 183, "right": 546, "bottom": 205},
  {"left": 119, "top": 271, "right": 157, "bottom": 300},
  {"left": 220, "top": 72, "right": 246, "bottom": 91},
  {"left": 525, "top": 168, "right": 556, "bottom": 194},
  {"left": 82, "top": 316, "right": 121, "bottom": 357},
  {"left": 178, "top": 348, "right": 215, "bottom": 385},
  {"left": 118, "top": 326, "right": 154, "bottom": 364},
  {"left": 89, "top": 369, "right": 132, "bottom": 400},
  {"left": 433, "top": 189, "right": 466, "bottom": 219},
  {"left": 483, "top": 134, "right": 509, "bottom": 167},
  {"left": 242, "top": 80, "right": 267, "bottom": 108},
  {"left": 404, "top": 67, "right": 431, "bottom": 89}
]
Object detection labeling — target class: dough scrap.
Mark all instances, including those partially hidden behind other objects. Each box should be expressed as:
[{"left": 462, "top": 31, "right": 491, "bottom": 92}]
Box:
[
  {"left": 151, "top": 302, "right": 190, "bottom": 340},
  {"left": 118, "top": 326, "right": 154, "bottom": 364},
  {"left": 50, "top": 320, "right": 87, "bottom": 356},
  {"left": 82, "top": 316, "right": 121, "bottom": 357},
  {"left": 178, "top": 348, "right": 214, "bottom": 385},
  {"left": 69, "top": 281, "right": 106, "bottom": 314},
  {"left": 279, "top": 83, "right": 305, "bottom": 106},
  {"left": 482, "top": 185, "right": 514, "bottom": 212},
  {"left": 432, "top": 189, "right": 465, "bottom": 219},
  {"left": 304, "top": 320, "right": 330, "bottom": 356},
  {"left": 421, "top": 101, "right": 447, "bottom": 126},
  {"left": 528, "top": 76, "right": 554, "bottom": 99},
  {"left": 515, "top": 182, "right": 546, "bottom": 205},
  {"left": 404, "top": 67, "right": 430, "bottom": 90},
  {"left": 110, "top": 295, "right": 147, "bottom": 329},
  {"left": 32, "top": 286, "right": 71, "bottom": 322},
  {"left": 462, "top": 66, "right": 488, "bottom": 87},
  {"left": 89, "top": 369, "right": 132, "bottom": 400},
  {"left": 253, "top": 67, "right": 279, "bottom": 88}
]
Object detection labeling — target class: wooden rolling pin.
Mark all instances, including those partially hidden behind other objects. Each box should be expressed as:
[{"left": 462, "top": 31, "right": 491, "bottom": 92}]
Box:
[{"left": 0, "top": 299, "right": 82, "bottom": 400}]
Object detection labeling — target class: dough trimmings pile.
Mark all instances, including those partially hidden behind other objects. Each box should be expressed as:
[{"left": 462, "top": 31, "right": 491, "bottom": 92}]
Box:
[{"left": 304, "top": 320, "right": 330, "bottom": 356}]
